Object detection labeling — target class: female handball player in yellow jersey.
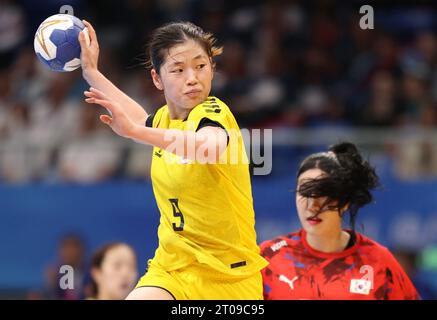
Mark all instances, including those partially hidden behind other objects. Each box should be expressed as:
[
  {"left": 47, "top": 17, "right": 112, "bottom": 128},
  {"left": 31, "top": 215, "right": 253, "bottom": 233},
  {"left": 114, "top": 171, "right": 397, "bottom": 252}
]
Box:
[{"left": 78, "top": 20, "right": 268, "bottom": 300}]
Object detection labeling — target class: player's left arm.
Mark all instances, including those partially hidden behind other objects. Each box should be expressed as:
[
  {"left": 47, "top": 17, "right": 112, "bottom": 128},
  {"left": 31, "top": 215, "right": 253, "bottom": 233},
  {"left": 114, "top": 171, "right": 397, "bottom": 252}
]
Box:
[
  {"left": 132, "top": 125, "right": 228, "bottom": 163},
  {"left": 85, "top": 88, "right": 228, "bottom": 162}
]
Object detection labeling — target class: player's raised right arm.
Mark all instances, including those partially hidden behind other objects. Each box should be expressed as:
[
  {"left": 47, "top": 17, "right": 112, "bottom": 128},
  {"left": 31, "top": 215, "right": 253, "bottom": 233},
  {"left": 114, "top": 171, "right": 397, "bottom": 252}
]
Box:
[{"left": 78, "top": 20, "right": 148, "bottom": 126}]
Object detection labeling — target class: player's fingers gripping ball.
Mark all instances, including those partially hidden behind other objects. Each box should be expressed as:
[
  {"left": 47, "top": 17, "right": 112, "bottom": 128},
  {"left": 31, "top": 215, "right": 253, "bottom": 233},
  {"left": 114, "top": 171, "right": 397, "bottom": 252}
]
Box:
[{"left": 34, "top": 14, "right": 90, "bottom": 72}]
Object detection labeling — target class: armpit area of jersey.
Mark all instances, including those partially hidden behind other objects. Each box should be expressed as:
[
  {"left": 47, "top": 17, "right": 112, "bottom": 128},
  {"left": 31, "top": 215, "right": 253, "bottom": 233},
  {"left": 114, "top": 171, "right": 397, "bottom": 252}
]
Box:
[
  {"left": 145, "top": 113, "right": 155, "bottom": 128},
  {"left": 196, "top": 117, "right": 229, "bottom": 146}
]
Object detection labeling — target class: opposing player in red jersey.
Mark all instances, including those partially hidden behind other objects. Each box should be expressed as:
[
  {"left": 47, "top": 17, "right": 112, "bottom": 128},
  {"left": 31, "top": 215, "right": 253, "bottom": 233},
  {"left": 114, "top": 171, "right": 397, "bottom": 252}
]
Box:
[{"left": 260, "top": 142, "right": 419, "bottom": 300}]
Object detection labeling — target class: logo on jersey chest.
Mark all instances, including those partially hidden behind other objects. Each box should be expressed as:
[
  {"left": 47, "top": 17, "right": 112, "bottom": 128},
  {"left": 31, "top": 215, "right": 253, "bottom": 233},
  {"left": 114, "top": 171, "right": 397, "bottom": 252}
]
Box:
[
  {"left": 154, "top": 149, "right": 163, "bottom": 158},
  {"left": 279, "top": 274, "right": 299, "bottom": 290},
  {"left": 349, "top": 265, "right": 374, "bottom": 295},
  {"left": 270, "top": 240, "right": 287, "bottom": 252},
  {"left": 350, "top": 279, "right": 372, "bottom": 295}
]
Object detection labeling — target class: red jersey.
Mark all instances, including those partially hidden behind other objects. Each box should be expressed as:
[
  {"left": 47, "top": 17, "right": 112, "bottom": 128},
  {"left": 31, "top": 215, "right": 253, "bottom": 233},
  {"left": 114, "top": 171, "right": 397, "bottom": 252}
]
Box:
[{"left": 260, "top": 229, "right": 419, "bottom": 300}]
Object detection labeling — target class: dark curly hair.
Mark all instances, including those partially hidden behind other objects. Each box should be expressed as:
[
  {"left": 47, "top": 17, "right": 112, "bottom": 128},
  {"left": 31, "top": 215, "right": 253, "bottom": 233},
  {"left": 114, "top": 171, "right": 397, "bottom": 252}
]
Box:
[{"left": 296, "top": 142, "right": 380, "bottom": 231}]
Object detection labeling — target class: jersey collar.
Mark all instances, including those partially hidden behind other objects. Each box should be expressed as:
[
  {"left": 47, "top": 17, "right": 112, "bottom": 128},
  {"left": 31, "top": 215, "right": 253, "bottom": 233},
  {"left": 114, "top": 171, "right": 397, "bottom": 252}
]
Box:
[{"left": 300, "top": 229, "right": 360, "bottom": 259}]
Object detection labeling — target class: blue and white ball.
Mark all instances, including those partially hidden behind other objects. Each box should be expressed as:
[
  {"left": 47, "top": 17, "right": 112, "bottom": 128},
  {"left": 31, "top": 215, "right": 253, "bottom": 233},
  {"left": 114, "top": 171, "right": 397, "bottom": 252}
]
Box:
[{"left": 34, "top": 14, "right": 90, "bottom": 72}]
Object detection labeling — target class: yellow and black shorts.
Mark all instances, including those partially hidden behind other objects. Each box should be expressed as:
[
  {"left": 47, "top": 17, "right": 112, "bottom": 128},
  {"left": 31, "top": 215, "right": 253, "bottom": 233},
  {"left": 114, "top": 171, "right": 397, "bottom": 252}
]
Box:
[{"left": 135, "top": 260, "right": 263, "bottom": 300}]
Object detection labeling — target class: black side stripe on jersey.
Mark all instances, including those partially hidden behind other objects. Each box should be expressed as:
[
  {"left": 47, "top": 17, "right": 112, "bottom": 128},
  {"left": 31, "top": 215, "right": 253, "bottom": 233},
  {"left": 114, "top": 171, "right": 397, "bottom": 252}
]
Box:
[
  {"left": 196, "top": 117, "right": 229, "bottom": 146},
  {"left": 230, "top": 261, "right": 247, "bottom": 269},
  {"left": 154, "top": 149, "right": 163, "bottom": 158},
  {"left": 145, "top": 113, "right": 155, "bottom": 128},
  {"left": 135, "top": 285, "right": 177, "bottom": 300}
]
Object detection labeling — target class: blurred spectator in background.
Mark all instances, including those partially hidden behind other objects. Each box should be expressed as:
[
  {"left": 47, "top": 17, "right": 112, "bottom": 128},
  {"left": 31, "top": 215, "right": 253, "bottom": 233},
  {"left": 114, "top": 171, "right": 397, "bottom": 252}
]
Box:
[
  {"left": 356, "top": 70, "right": 399, "bottom": 126},
  {"left": 57, "top": 102, "right": 121, "bottom": 183},
  {"left": 24, "top": 73, "right": 82, "bottom": 181},
  {"left": 0, "top": 0, "right": 436, "bottom": 301},
  {"left": 419, "top": 244, "right": 437, "bottom": 297},
  {"left": 392, "top": 66, "right": 437, "bottom": 180},
  {"left": 0, "top": 0, "right": 26, "bottom": 70},
  {"left": 10, "top": 46, "right": 50, "bottom": 104},
  {"left": 393, "top": 248, "right": 437, "bottom": 300},
  {"left": 124, "top": 143, "right": 153, "bottom": 181},
  {"left": 30, "top": 73, "right": 81, "bottom": 145},
  {"left": 400, "top": 32, "right": 437, "bottom": 104},
  {"left": 0, "top": 69, "right": 12, "bottom": 142},
  {"left": 122, "top": 69, "right": 165, "bottom": 116},
  {"left": 44, "top": 233, "right": 86, "bottom": 300},
  {"left": 86, "top": 242, "right": 138, "bottom": 300},
  {"left": 0, "top": 101, "right": 34, "bottom": 182},
  {"left": 0, "top": 1, "right": 435, "bottom": 181},
  {"left": 398, "top": 71, "right": 432, "bottom": 126}
]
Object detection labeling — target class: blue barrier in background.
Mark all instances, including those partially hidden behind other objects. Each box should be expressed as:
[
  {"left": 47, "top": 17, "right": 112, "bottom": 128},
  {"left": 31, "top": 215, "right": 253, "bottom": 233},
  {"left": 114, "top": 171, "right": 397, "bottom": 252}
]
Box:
[{"left": 1, "top": 173, "right": 437, "bottom": 291}]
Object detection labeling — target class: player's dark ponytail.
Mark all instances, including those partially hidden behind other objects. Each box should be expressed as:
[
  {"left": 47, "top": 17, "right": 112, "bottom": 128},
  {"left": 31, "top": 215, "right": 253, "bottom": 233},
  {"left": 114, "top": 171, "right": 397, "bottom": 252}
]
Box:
[{"left": 297, "top": 142, "right": 380, "bottom": 231}]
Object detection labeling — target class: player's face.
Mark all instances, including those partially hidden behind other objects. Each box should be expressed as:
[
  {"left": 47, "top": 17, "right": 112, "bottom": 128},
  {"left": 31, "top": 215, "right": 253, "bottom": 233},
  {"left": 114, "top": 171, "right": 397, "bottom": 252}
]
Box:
[
  {"left": 152, "top": 40, "right": 213, "bottom": 116},
  {"left": 93, "top": 245, "right": 138, "bottom": 299},
  {"left": 296, "top": 168, "right": 343, "bottom": 236}
]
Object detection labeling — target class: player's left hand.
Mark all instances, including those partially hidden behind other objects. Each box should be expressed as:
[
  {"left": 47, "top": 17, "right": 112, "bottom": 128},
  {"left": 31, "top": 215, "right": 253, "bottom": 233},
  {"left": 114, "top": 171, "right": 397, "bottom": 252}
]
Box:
[{"left": 84, "top": 87, "right": 137, "bottom": 139}]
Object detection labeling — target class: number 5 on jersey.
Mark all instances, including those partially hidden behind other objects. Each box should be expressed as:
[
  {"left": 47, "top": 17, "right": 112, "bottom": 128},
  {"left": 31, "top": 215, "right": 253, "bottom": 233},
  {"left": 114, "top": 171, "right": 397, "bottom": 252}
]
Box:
[{"left": 169, "top": 198, "right": 185, "bottom": 231}]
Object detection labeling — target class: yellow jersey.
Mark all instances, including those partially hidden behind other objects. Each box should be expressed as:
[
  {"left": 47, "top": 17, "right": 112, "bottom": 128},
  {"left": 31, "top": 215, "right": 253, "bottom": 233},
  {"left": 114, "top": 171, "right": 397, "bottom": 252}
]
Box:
[{"left": 146, "top": 96, "right": 268, "bottom": 280}]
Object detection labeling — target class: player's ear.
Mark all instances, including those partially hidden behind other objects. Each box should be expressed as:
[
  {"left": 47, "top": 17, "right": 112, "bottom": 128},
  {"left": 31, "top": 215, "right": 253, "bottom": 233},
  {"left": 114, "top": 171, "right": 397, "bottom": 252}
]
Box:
[{"left": 151, "top": 69, "right": 163, "bottom": 91}]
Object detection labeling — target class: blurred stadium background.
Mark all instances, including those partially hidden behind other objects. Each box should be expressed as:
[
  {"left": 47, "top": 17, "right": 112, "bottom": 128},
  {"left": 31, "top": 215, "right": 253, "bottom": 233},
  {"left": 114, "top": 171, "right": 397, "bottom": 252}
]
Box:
[{"left": 1, "top": 0, "right": 437, "bottom": 299}]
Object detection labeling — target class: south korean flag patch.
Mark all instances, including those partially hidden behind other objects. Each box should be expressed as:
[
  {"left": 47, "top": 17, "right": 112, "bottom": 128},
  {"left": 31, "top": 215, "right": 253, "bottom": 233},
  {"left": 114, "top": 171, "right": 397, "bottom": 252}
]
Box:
[{"left": 350, "top": 279, "right": 372, "bottom": 295}]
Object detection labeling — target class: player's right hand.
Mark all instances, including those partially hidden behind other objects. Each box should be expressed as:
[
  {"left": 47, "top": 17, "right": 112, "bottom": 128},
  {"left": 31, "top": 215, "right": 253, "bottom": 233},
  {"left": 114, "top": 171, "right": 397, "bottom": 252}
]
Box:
[
  {"left": 84, "top": 87, "right": 137, "bottom": 139},
  {"left": 79, "top": 20, "right": 99, "bottom": 78}
]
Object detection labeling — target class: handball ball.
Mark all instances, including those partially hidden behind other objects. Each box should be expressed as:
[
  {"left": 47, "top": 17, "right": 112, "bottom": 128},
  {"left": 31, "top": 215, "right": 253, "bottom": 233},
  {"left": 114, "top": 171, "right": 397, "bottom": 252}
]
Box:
[{"left": 34, "top": 14, "right": 90, "bottom": 72}]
